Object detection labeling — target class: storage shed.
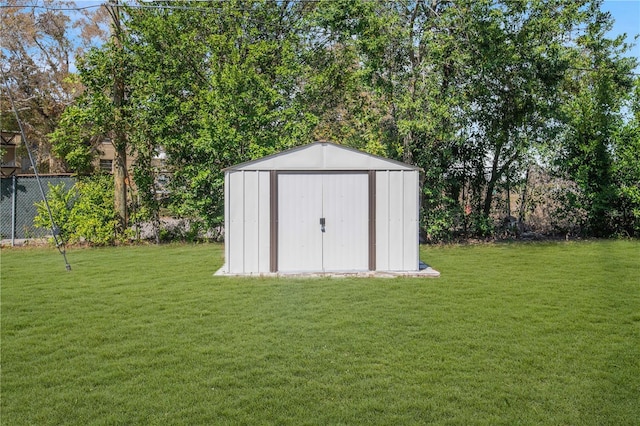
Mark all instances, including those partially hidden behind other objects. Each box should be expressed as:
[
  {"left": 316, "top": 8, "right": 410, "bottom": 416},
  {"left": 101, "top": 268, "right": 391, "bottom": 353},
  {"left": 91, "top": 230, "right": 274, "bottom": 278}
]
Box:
[{"left": 220, "top": 141, "right": 429, "bottom": 275}]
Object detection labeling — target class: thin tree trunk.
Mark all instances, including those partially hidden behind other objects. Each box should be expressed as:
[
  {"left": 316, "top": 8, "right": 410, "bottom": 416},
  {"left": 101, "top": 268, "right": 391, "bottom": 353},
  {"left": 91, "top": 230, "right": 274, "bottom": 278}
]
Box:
[
  {"left": 109, "top": 0, "right": 127, "bottom": 230},
  {"left": 483, "top": 149, "right": 501, "bottom": 217},
  {"left": 506, "top": 174, "right": 511, "bottom": 218},
  {"left": 518, "top": 167, "right": 529, "bottom": 223},
  {"left": 113, "top": 141, "right": 127, "bottom": 229}
]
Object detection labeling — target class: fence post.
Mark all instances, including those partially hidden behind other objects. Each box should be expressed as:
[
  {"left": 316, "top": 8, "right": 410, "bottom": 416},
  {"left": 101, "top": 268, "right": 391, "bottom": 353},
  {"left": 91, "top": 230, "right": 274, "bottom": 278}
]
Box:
[{"left": 11, "top": 175, "right": 16, "bottom": 246}]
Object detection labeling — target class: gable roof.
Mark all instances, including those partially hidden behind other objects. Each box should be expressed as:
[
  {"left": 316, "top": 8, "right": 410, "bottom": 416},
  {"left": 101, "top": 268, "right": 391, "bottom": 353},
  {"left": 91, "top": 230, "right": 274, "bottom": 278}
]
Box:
[{"left": 224, "top": 141, "right": 420, "bottom": 172}]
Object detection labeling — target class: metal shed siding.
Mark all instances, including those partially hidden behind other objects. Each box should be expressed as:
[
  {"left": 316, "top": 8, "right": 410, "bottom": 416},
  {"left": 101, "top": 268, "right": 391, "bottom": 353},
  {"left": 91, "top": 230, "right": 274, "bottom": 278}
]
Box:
[
  {"left": 402, "top": 170, "right": 420, "bottom": 270},
  {"left": 225, "top": 170, "right": 271, "bottom": 274},
  {"left": 223, "top": 142, "right": 421, "bottom": 274},
  {"left": 375, "top": 170, "right": 419, "bottom": 271}
]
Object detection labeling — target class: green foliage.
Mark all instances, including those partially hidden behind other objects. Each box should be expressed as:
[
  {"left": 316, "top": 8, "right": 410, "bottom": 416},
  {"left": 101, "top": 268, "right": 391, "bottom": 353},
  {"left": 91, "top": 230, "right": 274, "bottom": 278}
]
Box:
[
  {"left": 119, "top": 1, "right": 318, "bottom": 230},
  {"left": 553, "top": 4, "right": 637, "bottom": 237},
  {"left": 610, "top": 78, "right": 640, "bottom": 236},
  {"left": 33, "top": 182, "right": 76, "bottom": 243},
  {"left": 45, "top": 0, "right": 639, "bottom": 242},
  {"left": 72, "top": 176, "right": 118, "bottom": 245},
  {"left": 421, "top": 204, "right": 460, "bottom": 243},
  {"left": 34, "top": 176, "right": 117, "bottom": 246},
  {"left": 307, "top": 0, "right": 615, "bottom": 240},
  {"left": 50, "top": 42, "right": 131, "bottom": 175},
  {"left": 49, "top": 106, "right": 97, "bottom": 175}
]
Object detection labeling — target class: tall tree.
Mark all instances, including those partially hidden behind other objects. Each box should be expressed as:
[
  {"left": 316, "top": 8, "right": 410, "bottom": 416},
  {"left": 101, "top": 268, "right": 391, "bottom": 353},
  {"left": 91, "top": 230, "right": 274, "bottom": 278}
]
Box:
[
  {"left": 306, "top": 0, "right": 474, "bottom": 239},
  {"left": 106, "top": 0, "right": 128, "bottom": 229},
  {"left": 49, "top": 0, "right": 139, "bottom": 230},
  {"left": 1, "top": 0, "right": 107, "bottom": 172},
  {"left": 122, "top": 0, "right": 318, "bottom": 230},
  {"left": 307, "top": 0, "right": 632, "bottom": 239},
  {"left": 44, "top": 0, "right": 638, "bottom": 242},
  {"left": 554, "top": 1, "right": 637, "bottom": 236},
  {"left": 611, "top": 77, "right": 640, "bottom": 236},
  {"left": 460, "top": 0, "right": 596, "bottom": 222}
]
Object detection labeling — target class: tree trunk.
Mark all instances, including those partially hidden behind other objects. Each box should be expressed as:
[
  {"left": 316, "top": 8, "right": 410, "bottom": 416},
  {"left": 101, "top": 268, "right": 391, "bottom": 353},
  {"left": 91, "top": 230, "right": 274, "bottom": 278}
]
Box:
[
  {"left": 483, "top": 177, "right": 496, "bottom": 218},
  {"left": 518, "top": 167, "right": 529, "bottom": 223},
  {"left": 113, "top": 141, "right": 128, "bottom": 230},
  {"left": 483, "top": 148, "right": 501, "bottom": 218},
  {"left": 109, "top": 0, "right": 127, "bottom": 230}
]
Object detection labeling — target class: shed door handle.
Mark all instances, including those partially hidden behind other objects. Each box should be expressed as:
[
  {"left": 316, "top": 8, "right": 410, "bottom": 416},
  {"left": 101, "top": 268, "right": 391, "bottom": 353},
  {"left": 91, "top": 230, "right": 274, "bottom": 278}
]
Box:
[{"left": 320, "top": 217, "right": 325, "bottom": 232}]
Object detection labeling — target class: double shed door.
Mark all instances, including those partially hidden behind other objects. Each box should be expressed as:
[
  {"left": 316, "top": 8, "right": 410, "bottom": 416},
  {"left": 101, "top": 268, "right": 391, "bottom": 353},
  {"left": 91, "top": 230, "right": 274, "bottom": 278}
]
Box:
[{"left": 277, "top": 172, "right": 369, "bottom": 272}]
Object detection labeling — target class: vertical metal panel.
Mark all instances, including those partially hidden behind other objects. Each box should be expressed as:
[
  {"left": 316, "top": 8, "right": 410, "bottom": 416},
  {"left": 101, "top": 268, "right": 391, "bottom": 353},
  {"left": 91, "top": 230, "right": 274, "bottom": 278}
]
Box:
[
  {"left": 227, "top": 171, "right": 245, "bottom": 273},
  {"left": 257, "top": 171, "right": 271, "bottom": 273},
  {"left": 270, "top": 171, "right": 278, "bottom": 272},
  {"left": 388, "top": 171, "right": 405, "bottom": 270},
  {"left": 322, "top": 173, "right": 369, "bottom": 271},
  {"left": 243, "top": 171, "right": 260, "bottom": 273},
  {"left": 224, "top": 171, "right": 271, "bottom": 274},
  {"left": 375, "top": 171, "right": 390, "bottom": 270},
  {"left": 224, "top": 171, "right": 230, "bottom": 271},
  {"left": 368, "top": 171, "right": 376, "bottom": 271},
  {"left": 403, "top": 171, "right": 419, "bottom": 271},
  {"left": 277, "top": 173, "right": 323, "bottom": 272}
]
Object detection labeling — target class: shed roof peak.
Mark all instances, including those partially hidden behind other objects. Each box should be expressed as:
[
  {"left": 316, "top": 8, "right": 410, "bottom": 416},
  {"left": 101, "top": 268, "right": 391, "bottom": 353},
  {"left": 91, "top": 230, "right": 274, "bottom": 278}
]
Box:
[{"left": 225, "top": 141, "right": 420, "bottom": 172}]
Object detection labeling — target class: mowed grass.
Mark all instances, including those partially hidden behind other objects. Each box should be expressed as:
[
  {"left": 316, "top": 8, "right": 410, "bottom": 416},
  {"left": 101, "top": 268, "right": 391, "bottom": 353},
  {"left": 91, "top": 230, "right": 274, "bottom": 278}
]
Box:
[{"left": 1, "top": 241, "right": 639, "bottom": 425}]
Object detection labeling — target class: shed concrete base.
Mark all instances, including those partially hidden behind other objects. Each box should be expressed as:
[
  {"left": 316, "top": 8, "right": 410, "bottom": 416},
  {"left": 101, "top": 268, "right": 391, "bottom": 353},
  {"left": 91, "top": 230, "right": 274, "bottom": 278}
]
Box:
[{"left": 214, "top": 267, "right": 440, "bottom": 278}]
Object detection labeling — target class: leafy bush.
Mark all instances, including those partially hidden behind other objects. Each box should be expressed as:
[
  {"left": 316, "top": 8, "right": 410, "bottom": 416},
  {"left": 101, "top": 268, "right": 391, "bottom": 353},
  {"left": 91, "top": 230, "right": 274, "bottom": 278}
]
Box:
[
  {"left": 422, "top": 206, "right": 459, "bottom": 243},
  {"left": 35, "top": 176, "right": 117, "bottom": 246},
  {"left": 33, "top": 181, "right": 76, "bottom": 243}
]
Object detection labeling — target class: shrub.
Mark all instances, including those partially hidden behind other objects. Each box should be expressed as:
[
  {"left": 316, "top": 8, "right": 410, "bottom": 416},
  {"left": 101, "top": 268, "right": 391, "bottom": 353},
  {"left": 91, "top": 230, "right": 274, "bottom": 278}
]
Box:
[
  {"left": 35, "top": 176, "right": 117, "bottom": 246},
  {"left": 33, "top": 181, "right": 76, "bottom": 243}
]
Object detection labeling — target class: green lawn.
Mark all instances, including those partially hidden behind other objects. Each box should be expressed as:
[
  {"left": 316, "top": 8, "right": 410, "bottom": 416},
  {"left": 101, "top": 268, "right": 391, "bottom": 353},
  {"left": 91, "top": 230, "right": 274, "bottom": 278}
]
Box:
[{"left": 1, "top": 241, "right": 639, "bottom": 425}]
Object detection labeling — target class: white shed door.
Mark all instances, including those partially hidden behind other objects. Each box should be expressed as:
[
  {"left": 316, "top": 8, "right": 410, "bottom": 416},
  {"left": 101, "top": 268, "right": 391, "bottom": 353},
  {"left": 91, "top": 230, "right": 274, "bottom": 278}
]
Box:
[{"left": 278, "top": 173, "right": 369, "bottom": 272}]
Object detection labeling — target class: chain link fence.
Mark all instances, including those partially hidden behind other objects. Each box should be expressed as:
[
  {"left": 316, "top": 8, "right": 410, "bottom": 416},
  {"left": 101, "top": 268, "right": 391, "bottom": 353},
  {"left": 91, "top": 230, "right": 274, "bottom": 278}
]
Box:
[{"left": 1, "top": 175, "right": 75, "bottom": 241}]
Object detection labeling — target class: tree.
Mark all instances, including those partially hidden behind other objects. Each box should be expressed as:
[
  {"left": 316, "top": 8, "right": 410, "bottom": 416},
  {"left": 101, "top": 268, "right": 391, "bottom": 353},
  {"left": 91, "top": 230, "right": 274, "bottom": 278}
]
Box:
[
  {"left": 308, "top": 0, "right": 581, "bottom": 238},
  {"left": 106, "top": 0, "right": 128, "bottom": 230},
  {"left": 50, "top": 0, "right": 134, "bottom": 231},
  {"left": 42, "top": 0, "right": 638, "bottom": 242},
  {"left": 120, "top": 1, "right": 319, "bottom": 231},
  {"left": 1, "top": 0, "right": 107, "bottom": 172},
  {"left": 611, "top": 77, "right": 640, "bottom": 236},
  {"left": 457, "top": 0, "right": 603, "bottom": 227},
  {"left": 307, "top": 0, "right": 635, "bottom": 240},
  {"left": 554, "top": 1, "right": 637, "bottom": 236},
  {"left": 305, "top": 0, "right": 474, "bottom": 239}
]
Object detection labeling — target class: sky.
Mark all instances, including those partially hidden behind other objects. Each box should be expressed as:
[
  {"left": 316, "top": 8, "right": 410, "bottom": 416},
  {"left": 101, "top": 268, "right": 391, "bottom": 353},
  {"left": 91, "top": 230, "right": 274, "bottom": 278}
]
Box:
[{"left": 602, "top": 0, "right": 640, "bottom": 63}]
